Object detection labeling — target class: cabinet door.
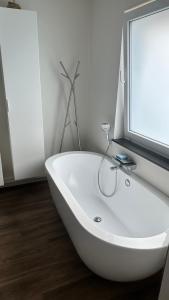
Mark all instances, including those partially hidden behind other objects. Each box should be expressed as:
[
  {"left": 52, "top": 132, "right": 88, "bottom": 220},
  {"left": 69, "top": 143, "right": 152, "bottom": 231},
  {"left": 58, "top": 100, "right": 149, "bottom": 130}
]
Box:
[{"left": 0, "top": 8, "right": 45, "bottom": 180}]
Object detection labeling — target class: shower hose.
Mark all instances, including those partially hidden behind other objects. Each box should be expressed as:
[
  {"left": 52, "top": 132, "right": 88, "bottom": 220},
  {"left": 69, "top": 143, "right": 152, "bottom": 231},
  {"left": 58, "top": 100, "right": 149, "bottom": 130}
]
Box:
[{"left": 98, "top": 144, "right": 118, "bottom": 198}]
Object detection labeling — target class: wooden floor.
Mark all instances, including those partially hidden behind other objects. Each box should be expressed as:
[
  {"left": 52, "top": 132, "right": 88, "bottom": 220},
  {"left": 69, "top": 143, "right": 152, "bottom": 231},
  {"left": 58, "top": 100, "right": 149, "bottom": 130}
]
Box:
[{"left": 0, "top": 181, "right": 162, "bottom": 300}]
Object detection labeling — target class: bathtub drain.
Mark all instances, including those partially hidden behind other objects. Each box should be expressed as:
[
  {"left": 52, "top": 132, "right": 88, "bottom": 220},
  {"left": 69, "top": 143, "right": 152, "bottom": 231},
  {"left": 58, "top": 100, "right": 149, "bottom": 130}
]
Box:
[{"left": 94, "top": 217, "right": 102, "bottom": 223}]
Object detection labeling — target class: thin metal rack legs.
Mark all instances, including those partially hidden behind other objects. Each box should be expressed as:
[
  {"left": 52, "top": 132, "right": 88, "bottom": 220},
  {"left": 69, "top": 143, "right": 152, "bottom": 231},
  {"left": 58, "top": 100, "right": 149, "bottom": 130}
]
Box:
[{"left": 59, "top": 61, "right": 82, "bottom": 152}]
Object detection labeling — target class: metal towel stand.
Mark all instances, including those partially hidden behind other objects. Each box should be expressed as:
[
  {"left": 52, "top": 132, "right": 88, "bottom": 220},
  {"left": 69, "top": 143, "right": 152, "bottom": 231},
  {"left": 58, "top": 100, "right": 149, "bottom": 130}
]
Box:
[{"left": 59, "top": 61, "right": 82, "bottom": 152}]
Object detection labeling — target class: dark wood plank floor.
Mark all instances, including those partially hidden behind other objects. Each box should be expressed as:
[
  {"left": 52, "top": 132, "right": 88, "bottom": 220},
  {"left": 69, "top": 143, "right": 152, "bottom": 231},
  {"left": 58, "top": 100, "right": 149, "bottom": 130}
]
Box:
[{"left": 0, "top": 181, "right": 162, "bottom": 300}]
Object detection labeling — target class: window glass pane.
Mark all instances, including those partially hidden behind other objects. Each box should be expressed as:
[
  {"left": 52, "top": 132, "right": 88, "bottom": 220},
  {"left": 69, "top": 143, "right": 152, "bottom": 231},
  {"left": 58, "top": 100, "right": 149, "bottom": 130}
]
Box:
[{"left": 130, "top": 8, "right": 169, "bottom": 146}]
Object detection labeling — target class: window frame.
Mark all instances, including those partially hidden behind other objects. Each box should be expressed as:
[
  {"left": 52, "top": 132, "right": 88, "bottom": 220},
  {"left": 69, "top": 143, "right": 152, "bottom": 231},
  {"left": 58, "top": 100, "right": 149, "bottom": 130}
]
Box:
[{"left": 123, "top": 0, "right": 169, "bottom": 158}]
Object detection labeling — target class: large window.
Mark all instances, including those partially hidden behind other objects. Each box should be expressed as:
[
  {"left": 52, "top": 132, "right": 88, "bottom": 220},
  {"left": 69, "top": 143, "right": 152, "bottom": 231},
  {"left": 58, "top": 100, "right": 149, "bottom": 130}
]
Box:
[{"left": 124, "top": 1, "right": 169, "bottom": 157}]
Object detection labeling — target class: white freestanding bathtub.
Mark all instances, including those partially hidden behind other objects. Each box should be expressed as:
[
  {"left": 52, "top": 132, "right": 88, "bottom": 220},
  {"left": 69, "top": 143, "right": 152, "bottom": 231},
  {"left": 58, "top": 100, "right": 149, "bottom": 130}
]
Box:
[{"left": 45, "top": 151, "right": 169, "bottom": 282}]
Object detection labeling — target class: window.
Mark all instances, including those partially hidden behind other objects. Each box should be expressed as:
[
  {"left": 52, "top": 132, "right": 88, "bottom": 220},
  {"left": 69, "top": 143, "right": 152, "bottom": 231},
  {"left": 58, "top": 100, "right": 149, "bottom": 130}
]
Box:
[{"left": 124, "top": 1, "right": 169, "bottom": 157}]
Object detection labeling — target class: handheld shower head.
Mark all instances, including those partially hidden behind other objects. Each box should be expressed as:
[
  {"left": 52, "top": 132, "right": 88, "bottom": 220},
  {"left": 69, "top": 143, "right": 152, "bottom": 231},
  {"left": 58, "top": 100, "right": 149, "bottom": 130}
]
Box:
[
  {"left": 101, "top": 123, "right": 111, "bottom": 143},
  {"left": 101, "top": 123, "right": 111, "bottom": 133}
]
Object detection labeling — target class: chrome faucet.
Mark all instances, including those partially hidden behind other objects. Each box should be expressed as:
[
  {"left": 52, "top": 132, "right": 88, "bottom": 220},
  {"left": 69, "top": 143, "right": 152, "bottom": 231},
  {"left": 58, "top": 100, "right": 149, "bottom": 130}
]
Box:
[
  {"left": 110, "top": 165, "right": 120, "bottom": 170},
  {"left": 111, "top": 154, "right": 136, "bottom": 173}
]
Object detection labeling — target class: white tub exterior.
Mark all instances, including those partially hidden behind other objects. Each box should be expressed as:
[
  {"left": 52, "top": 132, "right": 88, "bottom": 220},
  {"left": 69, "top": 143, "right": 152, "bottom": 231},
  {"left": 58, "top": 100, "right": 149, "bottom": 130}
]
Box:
[{"left": 45, "top": 152, "right": 169, "bottom": 282}]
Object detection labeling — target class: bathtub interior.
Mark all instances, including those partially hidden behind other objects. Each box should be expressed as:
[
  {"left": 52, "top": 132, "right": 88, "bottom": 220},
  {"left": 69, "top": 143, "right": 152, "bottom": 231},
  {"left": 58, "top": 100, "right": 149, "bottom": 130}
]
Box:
[{"left": 51, "top": 152, "right": 169, "bottom": 239}]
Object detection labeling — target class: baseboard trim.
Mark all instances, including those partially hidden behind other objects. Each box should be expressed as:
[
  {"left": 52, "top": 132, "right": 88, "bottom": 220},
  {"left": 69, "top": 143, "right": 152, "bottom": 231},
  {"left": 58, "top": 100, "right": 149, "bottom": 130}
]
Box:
[{"left": 1, "top": 176, "right": 47, "bottom": 188}]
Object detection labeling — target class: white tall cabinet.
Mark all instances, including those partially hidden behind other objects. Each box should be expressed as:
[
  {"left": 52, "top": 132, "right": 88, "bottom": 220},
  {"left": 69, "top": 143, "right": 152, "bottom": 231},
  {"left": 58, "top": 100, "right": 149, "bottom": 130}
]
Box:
[{"left": 0, "top": 8, "right": 45, "bottom": 182}]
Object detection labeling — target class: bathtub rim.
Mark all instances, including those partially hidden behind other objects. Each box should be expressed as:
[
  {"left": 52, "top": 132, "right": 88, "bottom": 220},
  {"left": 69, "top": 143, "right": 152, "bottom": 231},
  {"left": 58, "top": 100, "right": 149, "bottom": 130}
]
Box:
[{"left": 45, "top": 151, "right": 169, "bottom": 251}]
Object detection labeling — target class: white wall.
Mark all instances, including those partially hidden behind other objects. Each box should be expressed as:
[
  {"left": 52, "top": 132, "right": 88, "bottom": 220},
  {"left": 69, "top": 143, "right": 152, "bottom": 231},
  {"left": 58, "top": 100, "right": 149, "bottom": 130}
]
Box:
[
  {"left": 86, "top": 0, "right": 169, "bottom": 197},
  {"left": 88, "top": 0, "right": 149, "bottom": 151},
  {"left": 0, "top": 0, "right": 92, "bottom": 160}
]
